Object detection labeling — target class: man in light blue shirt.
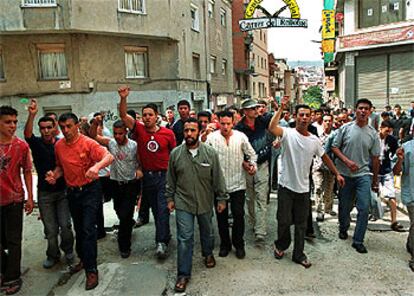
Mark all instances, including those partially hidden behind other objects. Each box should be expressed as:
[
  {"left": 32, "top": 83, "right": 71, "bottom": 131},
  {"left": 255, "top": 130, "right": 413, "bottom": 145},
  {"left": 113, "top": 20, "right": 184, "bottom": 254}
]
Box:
[
  {"left": 332, "top": 98, "right": 380, "bottom": 254},
  {"left": 393, "top": 139, "right": 414, "bottom": 271}
]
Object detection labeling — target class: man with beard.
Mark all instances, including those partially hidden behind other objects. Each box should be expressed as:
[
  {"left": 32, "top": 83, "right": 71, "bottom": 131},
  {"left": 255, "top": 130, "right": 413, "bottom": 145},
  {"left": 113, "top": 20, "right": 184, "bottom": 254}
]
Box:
[
  {"left": 332, "top": 98, "right": 380, "bottom": 254},
  {"left": 269, "top": 98, "right": 344, "bottom": 268},
  {"left": 118, "top": 86, "right": 176, "bottom": 259},
  {"left": 24, "top": 99, "right": 74, "bottom": 269},
  {"left": 90, "top": 118, "right": 143, "bottom": 258},
  {"left": 166, "top": 118, "right": 227, "bottom": 293}
]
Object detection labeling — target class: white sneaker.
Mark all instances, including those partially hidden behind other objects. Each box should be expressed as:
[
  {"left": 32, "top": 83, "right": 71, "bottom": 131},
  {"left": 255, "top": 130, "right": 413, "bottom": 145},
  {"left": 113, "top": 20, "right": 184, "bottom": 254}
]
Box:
[{"left": 156, "top": 243, "right": 168, "bottom": 259}]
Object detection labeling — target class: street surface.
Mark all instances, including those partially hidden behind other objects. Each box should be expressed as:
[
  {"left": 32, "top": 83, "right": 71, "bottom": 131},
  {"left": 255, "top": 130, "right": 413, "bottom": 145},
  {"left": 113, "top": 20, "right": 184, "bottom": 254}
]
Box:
[{"left": 14, "top": 189, "right": 414, "bottom": 296}]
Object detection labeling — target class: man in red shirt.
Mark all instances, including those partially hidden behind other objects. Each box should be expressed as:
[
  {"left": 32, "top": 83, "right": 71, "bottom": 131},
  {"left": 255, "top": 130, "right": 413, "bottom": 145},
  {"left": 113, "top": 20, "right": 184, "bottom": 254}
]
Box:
[
  {"left": 0, "top": 106, "right": 33, "bottom": 295},
  {"left": 46, "top": 113, "right": 113, "bottom": 291},
  {"left": 118, "top": 86, "right": 176, "bottom": 259}
]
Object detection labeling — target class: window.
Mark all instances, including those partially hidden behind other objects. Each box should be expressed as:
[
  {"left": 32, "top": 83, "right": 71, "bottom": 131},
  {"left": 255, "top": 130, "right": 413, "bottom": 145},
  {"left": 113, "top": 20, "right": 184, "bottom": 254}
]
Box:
[
  {"left": 118, "top": 0, "right": 145, "bottom": 14},
  {"left": 37, "top": 44, "right": 68, "bottom": 80},
  {"left": 22, "top": 0, "right": 57, "bottom": 7},
  {"left": 208, "top": 0, "right": 214, "bottom": 18},
  {"left": 221, "top": 59, "right": 227, "bottom": 76},
  {"left": 253, "top": 82, "right": 256, "bottom": 95},
  {"left": 191, "top": 4, "right": 200, "bottom": 31},
  {"left": 124, "top": 46, "right": 148, "bottom": 78},
  {"left": 220, "top": 8, "right": 226, "bottom": 27},
  {"left": 210, "top": 56, "right": 216, "bottom": 74},
  {"left": 0, "top": 49, "right": 5, "bottom": 81},
  {"left": 192, "top": 53, "right": 201, "bottom": 79},
  {"left": 359, "top": 0, "right": 405, "bottom": 28}
]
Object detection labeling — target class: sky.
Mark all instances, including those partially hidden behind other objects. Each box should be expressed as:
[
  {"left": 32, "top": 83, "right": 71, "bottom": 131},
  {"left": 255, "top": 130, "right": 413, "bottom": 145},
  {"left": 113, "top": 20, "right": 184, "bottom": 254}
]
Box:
[{"left": 260, "top": 0, "right": 324, "bottom": 61}]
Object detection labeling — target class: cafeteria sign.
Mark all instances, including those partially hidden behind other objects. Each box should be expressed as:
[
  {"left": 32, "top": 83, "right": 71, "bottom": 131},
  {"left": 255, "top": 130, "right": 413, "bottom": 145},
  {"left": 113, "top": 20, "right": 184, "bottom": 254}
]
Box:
[{"left": 239, "top": 0, "right": 308, "bottom": 32}]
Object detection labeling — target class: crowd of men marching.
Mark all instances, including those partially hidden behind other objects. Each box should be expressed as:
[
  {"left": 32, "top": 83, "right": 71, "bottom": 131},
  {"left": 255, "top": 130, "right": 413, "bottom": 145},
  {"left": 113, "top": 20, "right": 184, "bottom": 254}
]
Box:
[{"left": 1, "top": 87, "right": 414, "bottom": 293}]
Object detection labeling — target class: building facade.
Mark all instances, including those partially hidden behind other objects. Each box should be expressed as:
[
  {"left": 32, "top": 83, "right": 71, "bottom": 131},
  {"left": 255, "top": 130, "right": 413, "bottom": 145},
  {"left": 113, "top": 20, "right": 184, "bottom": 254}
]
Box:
[
  {"left": 0, "top": 0, "right": 234, "bottom": 134},
  {"left": 333, "top": 0, "right": 414, "bottom": 109},
  {"left": 232, "top": 0, "right": 269, "bottom": 105}
]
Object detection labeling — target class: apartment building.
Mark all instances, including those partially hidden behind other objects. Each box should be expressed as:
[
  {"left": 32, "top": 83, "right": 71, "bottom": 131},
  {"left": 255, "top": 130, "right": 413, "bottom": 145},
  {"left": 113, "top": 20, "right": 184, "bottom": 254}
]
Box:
[
  {"left": 334, "top": 0, "right": 414, "bottom": 108},
  {"left": 0, "top": 0, "right": 234, "bottom": 132},
  {"left": 232, "top": 0, "right": 269, "bottom": 104}
]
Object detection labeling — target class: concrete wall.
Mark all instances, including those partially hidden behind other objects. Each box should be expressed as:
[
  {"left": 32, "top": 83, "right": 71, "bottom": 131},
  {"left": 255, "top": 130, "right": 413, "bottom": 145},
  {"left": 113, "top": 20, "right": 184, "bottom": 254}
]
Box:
[
  {"left": 207, "top": 0, "right": 234, "bottom": 95},
  {"left": 0, "top": 34, "right": 180, "bottom": 96}
]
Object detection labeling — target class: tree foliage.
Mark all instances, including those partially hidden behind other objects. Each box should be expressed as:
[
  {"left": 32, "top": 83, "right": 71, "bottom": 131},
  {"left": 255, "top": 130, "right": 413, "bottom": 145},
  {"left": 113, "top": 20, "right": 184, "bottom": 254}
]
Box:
[{"left": 303, "top": 86, "right": 323, "bottom": 109}]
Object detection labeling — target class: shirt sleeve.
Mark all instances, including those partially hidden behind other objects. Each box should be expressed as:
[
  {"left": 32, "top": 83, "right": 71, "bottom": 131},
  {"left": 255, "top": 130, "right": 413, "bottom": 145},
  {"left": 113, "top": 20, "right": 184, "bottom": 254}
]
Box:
[
  {"left": 315, "top": 139, "right": 325, "bottom": 158},
  {"left": 332, "top": 125, "right": 345, "bottom": 149},
  {"left": 370, "top": 133, "right": 381, "bottom": 157},
  {"left": 168, "top": 130, "right": 177, "bottom": 152},
  {"left": 165, "top": 150, "right": 177, "bottom": 202},
  {"left": 241, "top": 134, "right": 257, "bottom": 163},
  {"left": 212, "top": 150, "right": 229, "bottom": 201},
  {"left": 89, "top": 139, "right": 109, "bottom": 162},
  {"left": 21, "top": 143, "right": 32, "bottom": 172}
]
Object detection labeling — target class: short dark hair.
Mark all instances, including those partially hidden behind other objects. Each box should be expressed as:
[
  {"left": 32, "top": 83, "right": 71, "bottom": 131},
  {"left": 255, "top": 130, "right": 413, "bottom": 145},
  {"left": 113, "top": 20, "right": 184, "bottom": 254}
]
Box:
[
  {"left": 197, "top": 111, "right": 211, "bottom": 122},
  {"left": 225, "top": 105, "right": 240, "bottom": 114},
  {"left": 314, "top": 109, "right": 323, "bottom": 114},
  {"left": 44, "top": 111, "right": 58, "bottom": 119},
  {"left": 355, "top": 98, "right": 372, "bottom": 109},
  {"left": 295, "top": 104, "right": 311, "bottom": 114},
  {"left": 323, "top": 114, "right": 333, "bottom": 120},
  {"left": 38, "top": 116, "right": 55, "bottom": 126},
  {"left": 380, "top": 120, "right": 393, "bottom": 129},
  {"left": 0, "top": 105, "right": 18, "bottom": 117},
  {"left": 394, "top": 104, "right": 401, "bottom": 109},
  {"left": 177, "top": 100, "right": 190, "bottom": 109},
  {"left": 257, "top": 99, "right": 267, "bottom": 106},
  {"left": 381, "top": 111, "right": 390, "bottom": 117},
  {"left": 217, "top": 110, "right": 234, "bottom": 120},
  {"left": 93, "top": 112, "right": 101, "bottom": 117},
  {"left": 113, "top": 120, "right": 127, "bottom": 129},
  {"left": 127, "top": 109, "right": 136, "bottom": 119},
  {"left": 58, "top": 112, "right": 79, "bottom": 124},
  {"left": 142, "top": 103, "right": 158, "bottom": 114},
  {"left": 184, "top": 117, "right": 202, "bottom": 131}
]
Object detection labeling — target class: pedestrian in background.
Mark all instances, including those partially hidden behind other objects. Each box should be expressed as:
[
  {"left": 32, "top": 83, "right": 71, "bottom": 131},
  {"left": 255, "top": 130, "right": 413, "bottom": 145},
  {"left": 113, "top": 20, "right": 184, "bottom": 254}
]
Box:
[
  {"left": 118, "top": 86, "right": 176, "bottom": 259},
  {"left": 24, "top": 99, "right": 74, "bottom": 269}
]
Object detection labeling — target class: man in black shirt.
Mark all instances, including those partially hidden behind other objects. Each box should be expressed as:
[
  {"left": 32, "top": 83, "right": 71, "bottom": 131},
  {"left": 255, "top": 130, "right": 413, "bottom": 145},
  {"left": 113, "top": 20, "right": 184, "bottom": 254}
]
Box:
[
  {"left": 24, "top": 99, "right": 74, "bottom": 269},
  {"left": 172, "top": 100, "right": 191, "bottom": 144}
]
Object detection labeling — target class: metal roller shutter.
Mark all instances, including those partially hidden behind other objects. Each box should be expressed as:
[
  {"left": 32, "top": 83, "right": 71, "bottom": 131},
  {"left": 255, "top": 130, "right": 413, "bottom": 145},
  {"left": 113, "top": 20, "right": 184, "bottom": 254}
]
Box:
[
  {"left": 356, "top": 55, "right": 387, "bottom": 109},
  {"left": 389, "top": 52, "right": 414, "bottom": 109}
]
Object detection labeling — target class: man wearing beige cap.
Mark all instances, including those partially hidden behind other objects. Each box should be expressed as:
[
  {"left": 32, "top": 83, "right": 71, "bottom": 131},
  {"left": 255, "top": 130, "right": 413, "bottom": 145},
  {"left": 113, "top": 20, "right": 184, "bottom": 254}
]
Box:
[{"left": 235, "top": 99, "right": 274, "bottom": 244}]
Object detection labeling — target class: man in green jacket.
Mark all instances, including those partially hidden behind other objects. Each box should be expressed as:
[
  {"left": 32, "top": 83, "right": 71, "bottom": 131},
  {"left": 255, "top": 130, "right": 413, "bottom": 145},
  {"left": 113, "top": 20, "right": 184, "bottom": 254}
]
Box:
[{"left": 166, "top": 117, "right": 228, "bottom": 293}]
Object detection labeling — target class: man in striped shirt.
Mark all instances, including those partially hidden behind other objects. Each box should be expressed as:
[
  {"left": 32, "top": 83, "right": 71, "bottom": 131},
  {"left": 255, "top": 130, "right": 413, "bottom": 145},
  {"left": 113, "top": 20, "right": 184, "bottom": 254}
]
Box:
[{"left": 206, "top": 111, "right": 257, "bottom": 258}]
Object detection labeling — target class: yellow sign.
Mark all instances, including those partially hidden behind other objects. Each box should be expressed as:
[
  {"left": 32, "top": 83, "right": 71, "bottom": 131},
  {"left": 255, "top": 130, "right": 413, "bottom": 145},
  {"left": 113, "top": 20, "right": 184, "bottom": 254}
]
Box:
[
  {"left": 245, "top": 0, "right": 301, "bottom": 19},
  {"left": 240, "top": 0, "right": 307, "bottom": 31},
  {"left": 322, "top": 10, "right": 335, "bottom": 39},
  {"left": 322, "top": 39, "right": 335, "bottom": 53}
]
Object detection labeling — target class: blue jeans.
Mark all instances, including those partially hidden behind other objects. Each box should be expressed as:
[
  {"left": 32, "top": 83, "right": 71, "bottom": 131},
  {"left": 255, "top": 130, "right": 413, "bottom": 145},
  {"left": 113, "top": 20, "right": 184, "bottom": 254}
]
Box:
[
  {"left": 38, "top": 190, "right": 74, "bottom": 259},
  {"left": 176, "top": 210, "right": 214, "bottom": 279},
  {"left": 66, "top": 181, "right": 101, "bottom": 273},
  {"left": 143, "top": 171, "right": 170, "bottom": 244},
  {"left": 338, "top": 175, "right": 372, "bottom": 245}
]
